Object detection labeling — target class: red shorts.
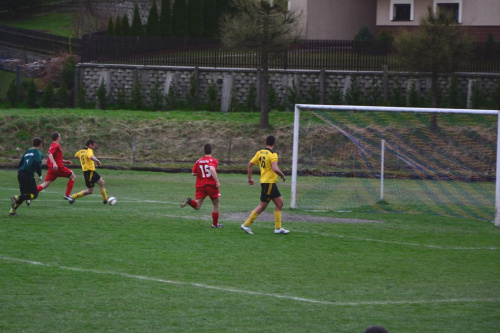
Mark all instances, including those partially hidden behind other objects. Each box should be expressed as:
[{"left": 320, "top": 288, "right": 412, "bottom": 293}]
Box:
[
  {"left": 45, "top": 166, "right": 73, "bottom": 182},
  {"left": 195, "top": 185, "right": 220, "bottom": 200}
]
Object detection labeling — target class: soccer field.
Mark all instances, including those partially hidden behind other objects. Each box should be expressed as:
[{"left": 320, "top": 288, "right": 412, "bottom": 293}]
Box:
[{"left": 1, "top": 169, "right": 499, "bottom": 332}]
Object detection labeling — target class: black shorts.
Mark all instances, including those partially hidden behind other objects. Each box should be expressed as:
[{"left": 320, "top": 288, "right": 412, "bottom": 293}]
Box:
[
  {"left": 260, "top": 183, "right": 281, "bottom": 202},
  {"left": 83, "top": 170, "right": 101, "bottom": 188},
  {"left": 18, "top": 171, "right": 38, "bottom": 198}
]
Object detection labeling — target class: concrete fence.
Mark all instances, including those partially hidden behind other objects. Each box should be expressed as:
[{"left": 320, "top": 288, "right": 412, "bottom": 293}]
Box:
[{"left": 76, "top": 63, "right": 500, "bottom": 110}]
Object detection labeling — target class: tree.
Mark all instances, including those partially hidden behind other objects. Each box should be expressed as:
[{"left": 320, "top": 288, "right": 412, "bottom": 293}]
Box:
[
  {"left": 0, "top": 0, "right": 41, "bottom": 11},
  {"left": 221, "top": 0, "right": 301, "bottom": 128},
  {"left": 395, "top": 6, "right": 474, "bottom": 129},
  {"left": 131, "top": 3, "right": 144, "bottom": 36},
  {"left": 172, "top": 0, "right": 188, "bottom": 37},
  {"left": 203, "top": 0, "right": 218, "bottom": 38},
  {"left": 159, "top": 0, "right": 173, "bottom": 37},
  {"left": 106, "top": 16, "right": 115, "bottom": 36},
  {"left": 188, "top": 0, "right": 204, "bottom": 38},
  {"left": 114, "top": 15, "right": 122, "bottom": 36},
  {"left": 122, "top": 14, "right": 131, "bottom": 36},
  {"left": 146, "top": 0, "right": 161, "bottom": 36}
]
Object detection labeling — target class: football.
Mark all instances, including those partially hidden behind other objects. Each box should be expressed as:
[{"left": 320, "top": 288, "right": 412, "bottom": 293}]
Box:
[{"left": 107, "top": 197, "right": 117, "bottom": 206}]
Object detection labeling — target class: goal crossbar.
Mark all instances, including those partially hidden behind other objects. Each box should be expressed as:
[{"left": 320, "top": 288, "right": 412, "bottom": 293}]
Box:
[{"left": 291, "top": 104, "right": 500, "bottom": 226}]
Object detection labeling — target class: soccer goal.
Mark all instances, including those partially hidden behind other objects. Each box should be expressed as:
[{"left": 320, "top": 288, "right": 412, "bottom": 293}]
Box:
[{"left": 291, "top": 104, "right": 500, "bottom": 226}]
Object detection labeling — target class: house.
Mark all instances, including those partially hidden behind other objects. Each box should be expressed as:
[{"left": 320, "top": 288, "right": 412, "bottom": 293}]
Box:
[{"left": 290, "top": 0, "right": 500, "bottom": 41}]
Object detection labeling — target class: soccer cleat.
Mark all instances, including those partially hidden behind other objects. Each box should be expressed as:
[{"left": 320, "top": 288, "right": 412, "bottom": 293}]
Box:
[
  {"left": 26, "top": 200, "right": 31, "bottom": 207},
  {"left": 11, "top": 195, "right": 18, "bottom": 209},
  {"left": 274, "top": 227, "right": 290, "bottom": 234},
  {"left": 9, "top": 209, "right": 17, "bottom": 216},
  {"left": 64, "top": 195, "right": 75, "bottom": 204},
  {"left": 180, "top": 197, "right": 191, "bottom": 208},
  {"left": 103, "top": 200, "right": 108, "bottom": 204},
  {"left": 240, "top": 224, "right": 253, "bottom": 235},
  {"left": 211, "top": 224, "right": 224, "bottom": 228}
]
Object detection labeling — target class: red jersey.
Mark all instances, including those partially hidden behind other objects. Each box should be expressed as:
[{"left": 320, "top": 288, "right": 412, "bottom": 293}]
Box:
[
  {"left": 47, "top": 142, "right": 64, "bottom": 168},
  {"left": 192, "top": 156, "right": 218, "bottom": 188}
]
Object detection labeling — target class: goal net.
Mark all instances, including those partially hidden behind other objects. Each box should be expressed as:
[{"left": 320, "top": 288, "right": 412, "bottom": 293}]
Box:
[{"left": 291, "top": 104, "right": 500, "bottom": 225}]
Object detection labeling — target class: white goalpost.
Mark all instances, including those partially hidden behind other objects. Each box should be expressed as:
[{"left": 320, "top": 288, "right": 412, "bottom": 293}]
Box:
[{"left": 291, "top": 104, "right": 500, "bottom": 226}]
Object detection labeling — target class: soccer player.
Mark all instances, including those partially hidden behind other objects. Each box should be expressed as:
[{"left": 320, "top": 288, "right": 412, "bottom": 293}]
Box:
[
  {"left": 9, "top": 137, "right": 44, "bottom": 216},
  {"left": 70, "top": 139, "right": 110, "bottom": 204},
  {"left": 241, "top": 135, "right": 289, "bottom": 235},
  {"left": 37, "top": 131, "right": 76, "bottom": 204},
  {"left": 180, "top": 143, "right": 223, "bottom": 228}
]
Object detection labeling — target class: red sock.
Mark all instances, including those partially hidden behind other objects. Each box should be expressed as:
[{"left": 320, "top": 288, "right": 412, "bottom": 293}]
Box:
[
  {"left": 189, "top": 200, "right": 198, "bottom": 209},
  {"left": 37, "top": 185, "right": 43, "bottom": 193},
  {"left": 66, "top": 179, "right": 75, "bottom": 197},
  {"left": 212, "top": 212, "right": 219, "bottom": 226}
]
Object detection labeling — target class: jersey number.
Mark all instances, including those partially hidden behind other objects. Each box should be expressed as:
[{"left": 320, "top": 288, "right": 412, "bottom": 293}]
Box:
[
  {"left": 198, "top": 165, "right": 211, "bottom": 178},
  {"left": 259, "top": 156, "right": 266, "bottom": 168}
]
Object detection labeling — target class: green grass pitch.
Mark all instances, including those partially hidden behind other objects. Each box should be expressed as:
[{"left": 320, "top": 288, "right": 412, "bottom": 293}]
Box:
[{"left": 1, "top": 169, "right": 499, "bottom": 332}]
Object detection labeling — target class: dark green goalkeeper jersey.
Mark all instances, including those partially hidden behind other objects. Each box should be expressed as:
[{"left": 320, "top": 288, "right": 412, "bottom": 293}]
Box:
[{"left": 18, "top": 148, "right": 43, "bottom": 177}]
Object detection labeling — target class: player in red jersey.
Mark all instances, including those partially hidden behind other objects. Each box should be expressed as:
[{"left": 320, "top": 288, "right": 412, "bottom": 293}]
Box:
[
  {"left": 180, "top": 144, "right": 223, "bottom": 228},
  {"left": 37, "top": 132, "right": 77, "bottom": 204}
]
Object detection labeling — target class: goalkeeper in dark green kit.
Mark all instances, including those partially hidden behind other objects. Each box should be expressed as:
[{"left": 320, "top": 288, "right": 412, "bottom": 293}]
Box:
[{"left": 9, "top": 137, "right": 44, "bottom": 216}]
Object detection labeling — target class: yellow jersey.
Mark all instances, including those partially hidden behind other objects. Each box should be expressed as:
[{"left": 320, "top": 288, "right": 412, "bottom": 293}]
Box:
[
  {"left": 75, "top": 148, "right": 96, "bottom": 171},
  {"left": 250, "top": 148, "right": 279, "bottom": 183}
]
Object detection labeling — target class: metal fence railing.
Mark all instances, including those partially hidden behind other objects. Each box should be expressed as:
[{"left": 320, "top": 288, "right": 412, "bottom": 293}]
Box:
[
  {"left": 81, "top": 34, "right": 500, "bottom": 73},
  {"left": 0, "top": 25, "right": 81, "bottom": 57}
]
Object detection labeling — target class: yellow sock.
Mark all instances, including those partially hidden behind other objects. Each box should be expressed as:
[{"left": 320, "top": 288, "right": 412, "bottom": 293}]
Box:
[
  {"left": 101, "top": 189, "right": 108, "bottom": 201},
  {"left": 72, "top": 191, "right": 85, "bottom": 200},
  {"left": 244, "top": 210, "right": 259, "bottom": 227},
  {"left": 274, "top": 210, "right": 282, "bottom": 229}
]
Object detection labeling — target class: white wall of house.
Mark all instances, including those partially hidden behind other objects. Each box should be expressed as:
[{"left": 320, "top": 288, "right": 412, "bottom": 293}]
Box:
[
  {"left": 461, "top": 0, "right": 500, "bottom": 26},
  {"left": 290, "top": 0, "right": 376, "bottom": 40}
]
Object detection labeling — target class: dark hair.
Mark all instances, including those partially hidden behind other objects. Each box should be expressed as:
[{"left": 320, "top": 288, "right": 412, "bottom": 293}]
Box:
[
  {"left": 204, "top": 143, "right": 213, "bottom": 154},
  {"left": 51, "top": 132, "right": 60, "bottom": 141},
  {"left": 86, "top": 139, "right": 96, "bottom": 146},
  {"left": 266, "top": 135, "right": 276, "bottom": 146},
  {"left": 364, "top": 326, "right": 388, "bottom": 333},
  {"left": 32, "top": 137, "right": 42, "bottom": 147}
]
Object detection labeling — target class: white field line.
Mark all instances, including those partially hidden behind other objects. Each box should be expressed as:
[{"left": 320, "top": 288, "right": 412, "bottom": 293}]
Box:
[
  {"left": 1, "top": 256, "right": 498, "bottom": 307},
  {"left": 1, "top": 197, "right": 497, "bottom": 250}
]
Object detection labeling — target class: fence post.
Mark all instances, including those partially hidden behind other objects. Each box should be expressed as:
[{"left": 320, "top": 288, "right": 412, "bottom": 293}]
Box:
[
  {"left": 319, "top": 69, "right": 326, "bottom": 104},
  {"left": 382, "top": 65, "right": 388, "bottom": 103}
]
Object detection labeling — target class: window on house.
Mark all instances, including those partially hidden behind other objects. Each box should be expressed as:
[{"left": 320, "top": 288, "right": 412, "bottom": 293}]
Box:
[
  {"left": 437, "top": 3, "right": 459, "bottom": 22},
  {"left": 393, "top": 4, "right": 411, "bottom": 21}
]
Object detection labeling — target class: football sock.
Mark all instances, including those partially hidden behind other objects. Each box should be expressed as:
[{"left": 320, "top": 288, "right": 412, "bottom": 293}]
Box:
[
  {"left": 244, "top": 210, "right": 259, "bottom": 227},
  {"left": 100, "top": 189, "right": 108, "bottom": 202},
  {"left": 65, "top": 179, "right": 75, "bottom": 197},
  {"left": 37, "top": 185, "right": 43, "bottom": 193},
  {"left": 274, "top": 210, "right": 282, "bottom": 229},
  {"left": 189, "top": 200, "right": 198, "bottom": 209},
  {"left": 212, "top": 212, "right": 219, "bottom": 226},
  {"left": 73, "top": 191, "right": 85, "bottom": 200}
]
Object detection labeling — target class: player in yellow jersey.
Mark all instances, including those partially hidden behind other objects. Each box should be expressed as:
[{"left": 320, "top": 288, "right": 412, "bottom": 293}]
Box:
[
  {"left": 241, "top": 135, "right": 289, "bottom": 235},
  {"left": 70, "top": 139, "right": 110, "bottom": 204}
]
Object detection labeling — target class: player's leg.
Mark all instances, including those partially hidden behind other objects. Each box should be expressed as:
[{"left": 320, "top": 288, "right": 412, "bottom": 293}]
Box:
[
  {"left": 241, "top": 184, "right": 273, "bottom": 234},
  {"left": 209, "top": 187, "right": 222, "bottom": 228},
  {"left": 65, "top": 172, "right": 76, "bottom": 198},
  {"left": 272, "top": 196, "right": 288, "bottom": 234},
  {"left": 97, "top": 177, "right": 108, "bottom": 203}
]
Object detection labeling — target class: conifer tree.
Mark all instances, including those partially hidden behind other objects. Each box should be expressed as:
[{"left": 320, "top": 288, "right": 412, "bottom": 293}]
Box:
[
  {"left": 188, "top": 0, "right": 204, "bottom": 38},
  {"left": 122, "top": 14, "right": 131, "bottom": 36},
  {"left": 203, "top": 0, "right": 218, "bottom": 37},
  {"left": 114, "top": 15, "right": 122, "bottom": 36},
  {"left": 172, "top": 0, "right": 188, "bottom": 37},
  {"left": 146, "top": 0, "right": 161, "bottom": 36},
  {"left": 106, "top": 16, "right": 115, "bottom": 36},
  {"left": 131, "top": 3, "right": 144, "bottom": 36},
  {"left": 159, "top": 0, "right": 173, "bottom": 37}
]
